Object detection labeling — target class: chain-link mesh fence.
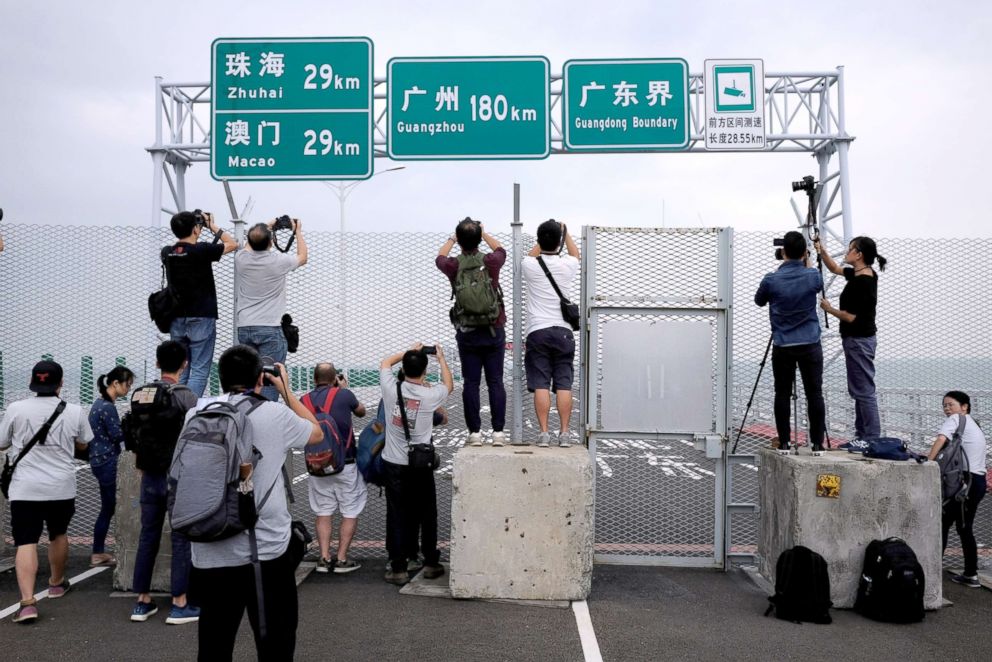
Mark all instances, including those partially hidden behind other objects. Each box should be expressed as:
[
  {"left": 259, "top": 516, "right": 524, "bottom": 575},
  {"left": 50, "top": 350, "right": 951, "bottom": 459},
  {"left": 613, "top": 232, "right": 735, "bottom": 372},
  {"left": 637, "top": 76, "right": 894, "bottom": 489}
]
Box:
[{"left": 1, "top": 225, "right": 989, "bottom": 568}]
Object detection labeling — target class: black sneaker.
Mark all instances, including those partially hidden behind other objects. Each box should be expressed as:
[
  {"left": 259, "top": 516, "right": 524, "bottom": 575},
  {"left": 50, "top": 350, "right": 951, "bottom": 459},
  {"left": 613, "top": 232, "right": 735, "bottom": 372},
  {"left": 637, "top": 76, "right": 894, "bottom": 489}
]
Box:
[
  {"left": 384, "top": 569, "right": 410, "bottom": 586},
  {"left": 950, "top": 573, "right": 981, "bottom": 588},
  {"left": 406, "top": 557, "right": 423, "bottom": 573},
  {"left": 333, "top": 558, "right": 361, "bottom": 574},
  {"left": 422, "top": 564, "right": 445, "bottom": 580}
]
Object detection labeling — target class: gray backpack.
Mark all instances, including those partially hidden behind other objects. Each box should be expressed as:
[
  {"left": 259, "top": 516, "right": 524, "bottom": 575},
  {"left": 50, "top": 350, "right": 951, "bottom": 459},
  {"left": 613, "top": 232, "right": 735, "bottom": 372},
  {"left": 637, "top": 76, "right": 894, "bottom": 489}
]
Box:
[
  {"left": 167, "top": 396, "right": 265, "bottom": 542},
  {"left": 936, "top": 414, "right": 971, "bottom": 508}
]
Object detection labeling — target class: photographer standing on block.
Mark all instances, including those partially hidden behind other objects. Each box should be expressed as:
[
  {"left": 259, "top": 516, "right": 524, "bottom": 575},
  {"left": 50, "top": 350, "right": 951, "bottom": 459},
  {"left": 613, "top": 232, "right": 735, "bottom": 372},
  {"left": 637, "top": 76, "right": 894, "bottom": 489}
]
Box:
[
  {"left": 236, "top": 217, "right": 308, "bottom": 401},
  {"left": 522, "top": 219, "right": 580, "bottom": 448},
  {"left": 162, "top": 210, "right": 238, "bottom": 397},
  {"left": 754, "top": 231, "right": 826, "bottom": 453},
  {"left": 379, "top": 344, "right": 452, "bottom": 586},
  {"left": 436, "top": 217, "right": 507, "bottom": 447}
]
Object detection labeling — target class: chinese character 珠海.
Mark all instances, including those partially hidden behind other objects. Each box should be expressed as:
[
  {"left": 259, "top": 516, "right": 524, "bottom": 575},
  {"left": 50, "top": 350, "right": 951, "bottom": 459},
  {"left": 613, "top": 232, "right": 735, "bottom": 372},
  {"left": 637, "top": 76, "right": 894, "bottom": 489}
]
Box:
[
  {"left": 401, "top": 86, "right": 427, "bottom": 112},
  {"left": 613, "top": 81, "right": 638, "bottom": 107},
  {"left": 259, "top": 52, "right": 285, "bottom": 77},
  {"left": 225, "top": 120, "right": 251, "bottom": 146},
  {"left": 225, "top": 52, "right": 251, "bottom": 78},
  {"left": 579, "top": 81, "right": 606, "bottom": 108},
  {"left": 646, "top": 80, "right": 672, "bottom": 107},
  {"left": 434, "top": 86, "right": 459, "bottom": 112}
]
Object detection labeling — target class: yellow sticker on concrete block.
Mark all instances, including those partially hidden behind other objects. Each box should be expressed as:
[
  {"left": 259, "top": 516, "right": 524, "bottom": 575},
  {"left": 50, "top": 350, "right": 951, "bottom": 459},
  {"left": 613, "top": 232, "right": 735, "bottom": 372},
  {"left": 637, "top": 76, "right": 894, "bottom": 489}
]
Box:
[{"left": 816, "top": 473, "right": 841, "bottom": 498}]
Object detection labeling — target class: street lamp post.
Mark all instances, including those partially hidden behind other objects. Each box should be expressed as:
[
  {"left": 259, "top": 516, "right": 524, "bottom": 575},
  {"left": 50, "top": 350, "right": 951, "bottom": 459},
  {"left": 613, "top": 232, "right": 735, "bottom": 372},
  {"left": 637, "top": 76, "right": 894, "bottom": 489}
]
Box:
[{"left": 323, "top": 166, "right": 405, "bottom": 371}]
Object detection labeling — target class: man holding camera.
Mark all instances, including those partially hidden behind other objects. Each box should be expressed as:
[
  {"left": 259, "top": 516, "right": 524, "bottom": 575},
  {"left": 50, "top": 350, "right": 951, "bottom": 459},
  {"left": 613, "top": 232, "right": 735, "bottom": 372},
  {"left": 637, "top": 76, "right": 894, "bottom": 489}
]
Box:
[
  {"left": 162, "top": 210, "right": 238, "bottom": 397},
  {"left": 236, "top": 218, "right": 308, "bottom": 401},
  {"left": 379, "top": 344, "right": 453, "bottom": 585},
  {"left": 522, "top": 219, "right": 580, "bottom": 448},
  {"left": 754, "top": 230, "right": 827, "bottom": 453},
  {"left": 436, "top": 218, "right": 507, "bottom": 447},
  {"left": 303, "top": 362, "right": 367, "bottom": 574}
]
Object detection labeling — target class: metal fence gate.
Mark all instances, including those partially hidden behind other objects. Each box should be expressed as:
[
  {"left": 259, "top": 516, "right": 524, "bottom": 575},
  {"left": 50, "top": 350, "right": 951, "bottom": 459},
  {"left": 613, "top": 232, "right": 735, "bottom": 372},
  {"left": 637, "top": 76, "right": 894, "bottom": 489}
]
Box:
[{"left": 581, "top": 226, "right": 733, "bottom": 568}]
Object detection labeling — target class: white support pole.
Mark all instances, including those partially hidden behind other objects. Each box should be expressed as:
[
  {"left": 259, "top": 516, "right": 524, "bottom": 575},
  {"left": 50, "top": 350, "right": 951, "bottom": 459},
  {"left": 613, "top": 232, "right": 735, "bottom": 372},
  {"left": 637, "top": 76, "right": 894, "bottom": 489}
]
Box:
[
  {"left": 511, "top": 183, "right": 523, "bottom": 444},
  {"left": 835, "top": 66, "right": 854, "bottom": 242},
  {"left": 223, "top": 180, "right": 242, "bottom": 343},
  {"left": 150, "top": 76, "right": 164, "bottom": 227},
  {"left": 175, "top": 162, "right": 188, "bottom": 212}
]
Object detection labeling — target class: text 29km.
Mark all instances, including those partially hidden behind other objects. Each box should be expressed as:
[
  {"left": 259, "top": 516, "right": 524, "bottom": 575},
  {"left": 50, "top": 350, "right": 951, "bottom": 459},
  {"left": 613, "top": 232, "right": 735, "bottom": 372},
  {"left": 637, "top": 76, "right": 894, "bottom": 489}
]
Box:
[
  {"left": 302, "top": 130, "right": 361, "bottom": 156},
  {"left": 469, "top": 94, "right": 538, "bottom": 122},
  {"left": 302, "top": 64, "right": 361, "bottom": 91}
]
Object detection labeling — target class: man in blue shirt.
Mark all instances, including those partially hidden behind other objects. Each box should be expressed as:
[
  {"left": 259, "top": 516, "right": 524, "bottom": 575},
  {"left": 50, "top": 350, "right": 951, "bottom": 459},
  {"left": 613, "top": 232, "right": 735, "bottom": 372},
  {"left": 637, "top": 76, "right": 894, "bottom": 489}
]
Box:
[{"left": 754, "top": 231, "right": 826, "bottom": 452}]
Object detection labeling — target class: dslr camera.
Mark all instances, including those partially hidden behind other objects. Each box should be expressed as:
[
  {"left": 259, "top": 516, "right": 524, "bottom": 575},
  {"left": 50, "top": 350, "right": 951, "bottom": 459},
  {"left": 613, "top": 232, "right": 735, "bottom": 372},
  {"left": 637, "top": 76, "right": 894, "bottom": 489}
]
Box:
[
  {"left": 273, "top": 215, "right": 295, "bottom": 232},
  {"left": 791, "top": 176, "right": 815, "bottom": 194},
  {"left": 773, "top": 237, "right": 786, "bottom": 261},
  {"left": 192, "top": 209, "right": 209, "bottom": 227},
  {"left": 260, "top": 356, "right": 280, "bottom": 378}
]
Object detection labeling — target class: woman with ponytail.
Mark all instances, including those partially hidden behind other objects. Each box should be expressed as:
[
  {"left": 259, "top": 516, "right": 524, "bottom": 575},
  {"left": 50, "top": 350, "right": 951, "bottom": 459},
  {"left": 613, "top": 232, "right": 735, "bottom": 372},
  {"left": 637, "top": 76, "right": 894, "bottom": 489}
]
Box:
[
  {"left": 815, "top": 236, "right": 888, "bottom": 443},
  {"left": 88, "top": 365, "right": 134, "bottom": 567}
]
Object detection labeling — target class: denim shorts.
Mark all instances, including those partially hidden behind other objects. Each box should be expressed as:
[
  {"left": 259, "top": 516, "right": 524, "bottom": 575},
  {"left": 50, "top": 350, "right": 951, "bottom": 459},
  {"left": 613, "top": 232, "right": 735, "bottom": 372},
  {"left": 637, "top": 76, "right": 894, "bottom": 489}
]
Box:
[{"left": 525, "top": 326, "right": 576, "bottom": 392}]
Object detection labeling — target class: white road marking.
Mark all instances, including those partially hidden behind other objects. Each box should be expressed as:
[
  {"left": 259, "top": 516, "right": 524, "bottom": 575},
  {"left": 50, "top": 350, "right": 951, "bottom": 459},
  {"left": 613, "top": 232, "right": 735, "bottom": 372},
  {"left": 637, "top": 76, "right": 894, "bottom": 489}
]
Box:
[
  {"left": 572, "top": 600, "right": 604, "bottom": 662},
  {"left": 0, "top": 565, "right": 108, "bottom": 620}
]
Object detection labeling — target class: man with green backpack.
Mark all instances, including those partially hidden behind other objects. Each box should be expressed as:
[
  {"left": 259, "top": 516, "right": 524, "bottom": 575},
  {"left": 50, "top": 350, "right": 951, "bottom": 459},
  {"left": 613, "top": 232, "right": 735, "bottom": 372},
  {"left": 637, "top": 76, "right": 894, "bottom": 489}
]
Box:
[{"left": 436, "top": 218, "right": 507, "bottom": 447}]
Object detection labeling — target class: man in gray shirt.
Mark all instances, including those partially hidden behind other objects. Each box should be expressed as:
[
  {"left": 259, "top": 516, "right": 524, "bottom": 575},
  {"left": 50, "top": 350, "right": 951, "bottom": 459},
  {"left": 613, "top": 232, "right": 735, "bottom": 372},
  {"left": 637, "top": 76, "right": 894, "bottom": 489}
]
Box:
[{"left": 235, "top": 218, "right": 308, "bottom": 401}]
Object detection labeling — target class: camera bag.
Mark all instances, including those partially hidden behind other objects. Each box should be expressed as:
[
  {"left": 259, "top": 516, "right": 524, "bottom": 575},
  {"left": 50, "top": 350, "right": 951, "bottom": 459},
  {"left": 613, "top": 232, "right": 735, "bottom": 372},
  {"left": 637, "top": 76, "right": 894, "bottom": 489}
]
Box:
[
  {"left": 148, "top": 260, "right": 181, "bottom": 333},
  {"left": 536, "top": 256, "right": 580, "bottom": 331}
]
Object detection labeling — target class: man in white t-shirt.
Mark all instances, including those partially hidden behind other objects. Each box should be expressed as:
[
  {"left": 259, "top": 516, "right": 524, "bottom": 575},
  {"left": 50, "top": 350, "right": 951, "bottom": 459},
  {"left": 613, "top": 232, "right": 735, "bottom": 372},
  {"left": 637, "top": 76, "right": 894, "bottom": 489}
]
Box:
[
  {"left": 235, "top": 218, "right": 308, "bottom": 401},
  {"left": 186, "top": 346, "right": 322, "bottom": 660},
  {"left": 0, "top": 360, "right": 93, "bottom": 624},
  {"left": 379, "top": 344, "right": 452, "bottom": 586},
  {"left": 521, "top": 220, "right": 580, "bottom": 448}
]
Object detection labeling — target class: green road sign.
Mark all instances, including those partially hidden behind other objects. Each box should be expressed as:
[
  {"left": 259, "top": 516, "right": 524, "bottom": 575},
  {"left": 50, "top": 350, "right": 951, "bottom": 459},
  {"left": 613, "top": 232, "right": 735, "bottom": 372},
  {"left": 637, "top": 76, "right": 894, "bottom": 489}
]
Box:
[
  {"left": 562, "top": 59, "right": 689, "bottom": 151},
  {"left": 387, "top": 57, "right": 550, "bottom": 159},
  {"left": 211, "top": 37, "right": 374, "bottom": 180}
]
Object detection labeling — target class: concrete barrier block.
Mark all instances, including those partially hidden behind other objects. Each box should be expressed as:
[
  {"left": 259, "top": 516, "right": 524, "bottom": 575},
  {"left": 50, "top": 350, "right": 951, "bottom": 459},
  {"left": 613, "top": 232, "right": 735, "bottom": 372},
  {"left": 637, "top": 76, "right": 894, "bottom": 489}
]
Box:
[
  {"left": 758, "top": 449, "right": 942, "bottom": 609},
  {"left": 114, "top": 453, "right": 172, "bottom": 592},
  {"left": 450, "top": 446, "right": 594, "bottom": 601}
]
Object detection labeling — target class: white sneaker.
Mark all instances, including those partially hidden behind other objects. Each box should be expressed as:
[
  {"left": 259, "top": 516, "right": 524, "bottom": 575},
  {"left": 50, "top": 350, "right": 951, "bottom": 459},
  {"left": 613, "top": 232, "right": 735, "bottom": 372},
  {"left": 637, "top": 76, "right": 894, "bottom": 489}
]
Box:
[
  {"left": 491, "top": 431, "right": 506, "bottom": 447},
  {"left": 468, "top": 432, "right": 483, "bottom": 447},
  {"left": 537, "top": 432, "right": 551, "bottom": 448},
  {"left": 558, "top": 430, "right": 572, "bottom": 448}
]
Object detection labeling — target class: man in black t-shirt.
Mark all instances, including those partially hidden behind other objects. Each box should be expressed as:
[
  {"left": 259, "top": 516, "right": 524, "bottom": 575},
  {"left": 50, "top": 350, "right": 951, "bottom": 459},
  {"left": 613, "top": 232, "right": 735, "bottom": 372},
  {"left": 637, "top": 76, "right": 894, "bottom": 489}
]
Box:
[{"left": 161, "top": 211, "right": 238, "bottom": 397}]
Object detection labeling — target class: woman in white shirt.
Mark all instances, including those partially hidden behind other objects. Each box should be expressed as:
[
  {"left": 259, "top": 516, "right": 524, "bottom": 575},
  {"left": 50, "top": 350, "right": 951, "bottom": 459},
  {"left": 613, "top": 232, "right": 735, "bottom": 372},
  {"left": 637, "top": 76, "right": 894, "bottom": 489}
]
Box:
[{"left": 927, "top": 390, "right": 988, "bottom": 588}]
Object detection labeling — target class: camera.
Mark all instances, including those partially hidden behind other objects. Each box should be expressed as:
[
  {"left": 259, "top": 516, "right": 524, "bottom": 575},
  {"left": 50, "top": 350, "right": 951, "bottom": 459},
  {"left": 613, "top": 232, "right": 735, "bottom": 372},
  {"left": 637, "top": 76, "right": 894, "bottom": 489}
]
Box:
[
  {"left": 773, "top": 237, "right": 786, "bottom": 260},
  {"left": 273, "top": 215, "right": 295, "bottom": 232},
  {"left": 421, "top": 345, "right": 437, "bottom": 355},
  {"left": 260, "top": 356, "right": 280, "bottom": 378},
  {"left": 791, "top": 176, "right": 815, "bottom": 194},
  {"left": 192, "top": 209, "right": 207, "bottom": 226}
]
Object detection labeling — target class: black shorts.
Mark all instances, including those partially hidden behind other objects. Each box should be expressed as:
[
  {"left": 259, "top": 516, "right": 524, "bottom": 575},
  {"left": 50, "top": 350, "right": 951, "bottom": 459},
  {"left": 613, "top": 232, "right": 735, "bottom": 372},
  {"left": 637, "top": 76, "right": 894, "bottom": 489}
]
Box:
[
  {"left": 10, "top": 499, "right": 75, "bottom": 546},
  {"left": 525, "top": 326, "right": 576, "bottom": 392}
]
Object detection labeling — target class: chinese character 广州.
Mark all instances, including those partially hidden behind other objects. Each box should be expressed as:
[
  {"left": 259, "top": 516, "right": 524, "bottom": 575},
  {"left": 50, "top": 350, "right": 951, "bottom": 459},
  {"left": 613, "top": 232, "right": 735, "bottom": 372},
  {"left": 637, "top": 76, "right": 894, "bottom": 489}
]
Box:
[
  {"left": 259, "top": 52, "right": 285, "bottom": 77},
  {"left": 646, "top": 80, "right": 672, "bottom": 107},
  {"left": 225, "top": 120, "right": 251, "bottom": 146},
  {"left": 434, "top": 86, "right": 459, "bottom": 112},
  {"left": 579, "top": 81, "right": 606, "bottom": 108},
  {"left": 225, "top": 52, "right": 251, "bottom": 78},
  {"left": 613, "top": 81, "right": 638, "bottom": 107}
]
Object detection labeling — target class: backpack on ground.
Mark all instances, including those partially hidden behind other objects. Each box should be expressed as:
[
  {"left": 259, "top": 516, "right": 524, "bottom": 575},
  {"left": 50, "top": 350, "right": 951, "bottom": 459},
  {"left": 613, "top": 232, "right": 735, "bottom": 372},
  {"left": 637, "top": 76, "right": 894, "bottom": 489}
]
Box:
[
  {"left": 935, "top": 414, "right": 972, "bottom": 508},
  {"left": 167, "top": 396, "right": 264, "bottom": 542},
  {"left": 449, "top": 252, "right": 501, "bottom": 329},
  {"left": 854, "top": 537, "right": 925, "bottom": 623},
  {"left": 863, "top": 437, "right": 912, "bottom": 461},
  {"left": 765, "top": 545, "right": 833, "bottom": 624},
  {"left": 356, "top": 400, "right": 387, "bottom": 487},
  {"left": 129, "top": 381, "right": 194, "bottom": 474},
  {"left": 300, "top": 387, "right": 350, "bottom": 477}
]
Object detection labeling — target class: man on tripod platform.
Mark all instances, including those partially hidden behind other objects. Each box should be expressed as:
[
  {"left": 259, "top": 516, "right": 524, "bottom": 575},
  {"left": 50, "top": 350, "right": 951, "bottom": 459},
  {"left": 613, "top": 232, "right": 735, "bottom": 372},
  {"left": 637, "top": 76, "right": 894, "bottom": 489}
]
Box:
[{"left": 754, "top": 231, "right": 826, "bottom": 454}]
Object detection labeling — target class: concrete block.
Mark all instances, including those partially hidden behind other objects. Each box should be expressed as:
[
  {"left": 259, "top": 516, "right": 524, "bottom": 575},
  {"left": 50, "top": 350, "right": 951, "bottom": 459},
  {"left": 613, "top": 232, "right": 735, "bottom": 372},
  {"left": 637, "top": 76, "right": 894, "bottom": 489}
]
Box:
[
  {"left": 114, "top": 453, "right": 173, "bottom": 592},
  {"left": 758, "top": 449, "right": 942, "bottom": 609},
  {"left": 450, "top": 446, "right": 594, "bottom": 601}
]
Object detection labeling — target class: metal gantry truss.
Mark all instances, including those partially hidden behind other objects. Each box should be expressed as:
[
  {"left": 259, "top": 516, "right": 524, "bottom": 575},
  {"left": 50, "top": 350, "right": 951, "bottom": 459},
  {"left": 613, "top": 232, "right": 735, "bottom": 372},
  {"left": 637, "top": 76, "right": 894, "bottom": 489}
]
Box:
[{"left": 148, "top": 67, "right": 854, "bottom": 243}]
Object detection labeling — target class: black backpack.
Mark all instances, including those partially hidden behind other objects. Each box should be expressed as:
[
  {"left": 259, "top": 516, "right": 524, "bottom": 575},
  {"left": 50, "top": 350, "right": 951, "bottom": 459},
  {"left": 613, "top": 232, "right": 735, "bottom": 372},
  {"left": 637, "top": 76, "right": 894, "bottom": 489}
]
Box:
[
  {"left": 854, "top": 537, "right": 925, "bottom": 623},
  {"left": 130, "top": 381, "right": 194, "bottom": 474},
  {"left": 936, "top": 414, "right": 972, "bottom": 508},
  {"left": 765, "top": 546, "right": 832, "bottom": 624}
]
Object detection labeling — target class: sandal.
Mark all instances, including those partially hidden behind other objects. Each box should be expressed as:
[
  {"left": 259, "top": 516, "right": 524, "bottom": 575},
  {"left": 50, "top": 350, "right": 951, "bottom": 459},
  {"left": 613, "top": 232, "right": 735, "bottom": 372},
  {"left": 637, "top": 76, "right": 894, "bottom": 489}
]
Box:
[{"left": 90, "top": 553, "right": 117, "bottom": 567}]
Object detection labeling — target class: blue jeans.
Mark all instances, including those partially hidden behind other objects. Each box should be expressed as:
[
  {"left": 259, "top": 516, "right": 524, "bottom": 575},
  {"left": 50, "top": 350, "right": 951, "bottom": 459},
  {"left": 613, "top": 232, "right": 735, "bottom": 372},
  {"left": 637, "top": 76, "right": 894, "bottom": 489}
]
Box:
[
  {"left": 237, "top": 325, "right": 287, "bottom": 401},
  {"left": 170, "top": 316, "right": 217, "bottom": 398},
  {"left": 90, "top": 457, "right": 118, "bottom": 554},
  {"left": 456, "top": 327, "right": 506, "bottom": 433},
  {"left": 133, "top": 472, "right": 192, "bottom": 598},
  {"left": 842, "top": 335, "right": 881, "bottom": 440}
]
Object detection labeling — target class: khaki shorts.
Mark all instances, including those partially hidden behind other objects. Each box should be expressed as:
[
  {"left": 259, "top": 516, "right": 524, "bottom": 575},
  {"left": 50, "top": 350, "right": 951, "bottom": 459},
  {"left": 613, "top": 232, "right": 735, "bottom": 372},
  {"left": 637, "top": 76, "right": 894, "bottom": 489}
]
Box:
[{"left": 307, "top": 463, "right": 367, "bottom": 518}]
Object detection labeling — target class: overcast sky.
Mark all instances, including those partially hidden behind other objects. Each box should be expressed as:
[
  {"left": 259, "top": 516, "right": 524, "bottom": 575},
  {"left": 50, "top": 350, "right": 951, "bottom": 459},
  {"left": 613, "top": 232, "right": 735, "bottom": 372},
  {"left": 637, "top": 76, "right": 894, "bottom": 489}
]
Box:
[{"left": 1, "top": 1, "right": 989, "bottom": 238}]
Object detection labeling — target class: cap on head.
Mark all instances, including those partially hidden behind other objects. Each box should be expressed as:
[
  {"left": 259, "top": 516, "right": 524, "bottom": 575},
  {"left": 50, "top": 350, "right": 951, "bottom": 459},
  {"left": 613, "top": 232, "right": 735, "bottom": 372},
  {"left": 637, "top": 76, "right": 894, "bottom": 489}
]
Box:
[{"left": 30, "top": 360, "right": 63, "bottom": 395}]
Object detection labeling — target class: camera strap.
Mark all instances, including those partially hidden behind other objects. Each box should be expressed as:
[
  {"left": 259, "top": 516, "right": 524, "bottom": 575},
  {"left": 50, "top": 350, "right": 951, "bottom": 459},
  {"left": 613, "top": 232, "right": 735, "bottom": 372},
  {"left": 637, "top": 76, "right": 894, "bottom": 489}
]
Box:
[
  {"left": 8, "top": 401, "right": 66, "bottom": 471},
  {"left": 273, "top": 224, "right": 296, "bottom": 254},
  {"left": 396, "top": 381, "right": 413, "bottom": 446},
  {"left": 536, "top": 256, "right": 571, "bottom": 306}
]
